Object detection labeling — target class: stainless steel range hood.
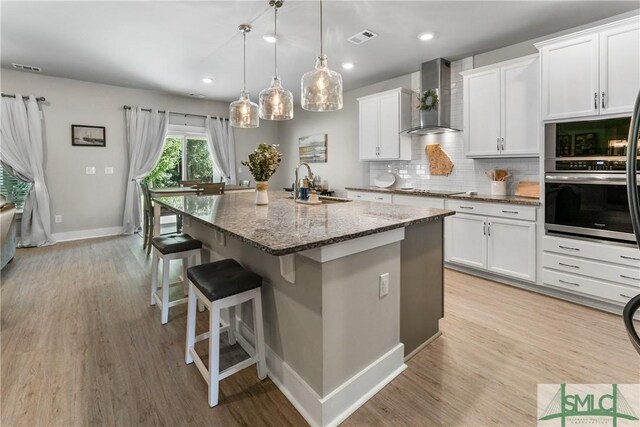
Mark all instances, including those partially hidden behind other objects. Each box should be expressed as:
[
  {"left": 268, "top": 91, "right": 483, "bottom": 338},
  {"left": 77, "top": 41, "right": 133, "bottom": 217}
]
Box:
[{"left": 403, "top": 58, "right": 459, "bottom": 135}]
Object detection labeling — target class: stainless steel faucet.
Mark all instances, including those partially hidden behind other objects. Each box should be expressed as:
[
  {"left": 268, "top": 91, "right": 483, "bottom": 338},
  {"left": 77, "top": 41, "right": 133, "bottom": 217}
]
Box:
[{"left": 294, "top": 162, "right": 314, "bottom": 201}]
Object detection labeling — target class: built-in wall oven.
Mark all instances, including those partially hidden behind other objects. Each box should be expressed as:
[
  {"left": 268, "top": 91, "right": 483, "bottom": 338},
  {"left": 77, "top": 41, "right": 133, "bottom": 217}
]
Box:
[{"left": 545, "top": 117, "right": 639, "bottom": 243}]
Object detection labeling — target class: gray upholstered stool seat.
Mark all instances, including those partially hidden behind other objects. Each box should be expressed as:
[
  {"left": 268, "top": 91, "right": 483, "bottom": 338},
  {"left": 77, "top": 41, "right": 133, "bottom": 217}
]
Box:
[
  {"left": 187, "top": 259, "right": 262, "bottom": 302},
  {"left": 152, "top": 233, "right": 202, "bottom": 255}
]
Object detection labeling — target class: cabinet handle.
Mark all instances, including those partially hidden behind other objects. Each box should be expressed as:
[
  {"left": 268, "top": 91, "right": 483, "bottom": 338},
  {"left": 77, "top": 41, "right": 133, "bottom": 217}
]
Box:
[
  {"left": 487, "top": 222, "right": 491, "bottom": 236},
  {"left": 559, "top": 245, "right": 580, "bottom": 251},
  {"left": 375, "top": 197, "right": 384, "bottom": 200},
  {"left": 620, "top": 294, "right": 634, "bottom": 299},
  {"left": 559, "top": 262, "right": 580, "bottom": 269},
  {"left": 620, "top": 274, "right": 640, "bottom": 281},
  {"left": 496, "top": 137, "right": 500, "bottom": 151},
  {"left": 483, "top": 221, "right": 487, "bottom": 236},
  {"left": 594, "top": 92, "right": 598, "bottom": 109},
  {"left": 601, "top": 91, "right": 605, "bottom": 109},
  {"left": 559, "top": 279, "right": 580, "bottom": 287},
  {"left": 502, "top": 210, "right": 519, "bottom": 214},
  {"left": 501, "top": 137, "right": 505, "bottom": 151},
  {"left": 620, "top": 255, "right": 640, "bottom": 261},
  {"left": 459, "top": 206, "right": 474, "bottom": 210}
]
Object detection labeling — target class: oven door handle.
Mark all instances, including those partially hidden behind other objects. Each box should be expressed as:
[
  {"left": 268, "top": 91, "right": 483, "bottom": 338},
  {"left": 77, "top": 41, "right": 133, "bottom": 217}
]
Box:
[{"left": 545, "top": 174, "right": 632, "bottom": 185}]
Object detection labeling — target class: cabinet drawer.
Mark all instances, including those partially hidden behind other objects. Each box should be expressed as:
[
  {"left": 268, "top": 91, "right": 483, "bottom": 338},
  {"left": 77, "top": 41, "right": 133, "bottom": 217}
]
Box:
[
  {"left": 394, "top": 195, "right": 445, "bottom": 209},
  {"left": 543, "top": 252, "right": 640, "bottom": 288},
  {"left": 543, "top": 235, "right": 640, "bottom": 268},
  {"left": 488, "top": 204, "right": 536, "bottom": 221},
  {"left": 347, "top": 191, "right": 393, "bottom": 203},
  {"left": 543, "top": 269, "right": 639, "bottom": 305},
  {"left": 445, "top": 200, "right": 493, "bottom": 216}
]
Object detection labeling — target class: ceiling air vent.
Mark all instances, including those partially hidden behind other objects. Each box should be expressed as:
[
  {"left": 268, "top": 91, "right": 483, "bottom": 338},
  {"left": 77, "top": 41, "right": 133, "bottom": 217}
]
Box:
[
  {"left": 11, "top": 63, "right": 42, "bottom": 73},
  {"left": 347, "top": 29, "right": 378, "bottom": 45}
]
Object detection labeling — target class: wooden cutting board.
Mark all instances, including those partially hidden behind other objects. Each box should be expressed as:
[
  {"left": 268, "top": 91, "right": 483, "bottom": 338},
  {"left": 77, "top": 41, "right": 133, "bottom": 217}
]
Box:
[{"left": 515, "top": 181, "right": 540, "bottom": 198}]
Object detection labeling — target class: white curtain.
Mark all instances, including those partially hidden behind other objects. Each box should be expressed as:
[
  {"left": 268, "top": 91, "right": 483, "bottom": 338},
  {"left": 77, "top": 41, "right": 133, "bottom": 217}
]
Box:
[
  {"left": 121, "top": 107, "right": 168, "bottom": 234},
  {"left": 0, "top": 95, "right": 54, "bottom": 247},
  {"left": 205, "top": 116, "right": 236, "bottom": 184}
]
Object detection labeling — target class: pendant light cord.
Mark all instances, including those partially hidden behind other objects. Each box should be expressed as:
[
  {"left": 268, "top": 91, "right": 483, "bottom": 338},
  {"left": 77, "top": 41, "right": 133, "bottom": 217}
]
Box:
[
  {"left": 319, "top": 0, "right": 324, "bottom": 58},
  {"left": 243, "top": 29, "right": 247, "bottom": 91},
  {"left": 274, "top": 7, "right": 278, "bottom": 76}
]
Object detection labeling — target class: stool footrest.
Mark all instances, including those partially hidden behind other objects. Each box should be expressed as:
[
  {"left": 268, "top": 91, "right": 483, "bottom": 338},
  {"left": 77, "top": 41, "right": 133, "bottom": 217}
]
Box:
[
  {"left": 189, "top": 348, "right": 210, "bottom": 384},
  {"left": 219, "top": 356, "right": 257, "bottom": 381}
]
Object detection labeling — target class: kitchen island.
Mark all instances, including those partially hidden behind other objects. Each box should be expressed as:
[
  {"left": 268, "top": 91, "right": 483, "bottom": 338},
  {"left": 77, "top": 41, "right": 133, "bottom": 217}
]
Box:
[{"left": 153, "top": 191, "right": 454, "bottom": 426}]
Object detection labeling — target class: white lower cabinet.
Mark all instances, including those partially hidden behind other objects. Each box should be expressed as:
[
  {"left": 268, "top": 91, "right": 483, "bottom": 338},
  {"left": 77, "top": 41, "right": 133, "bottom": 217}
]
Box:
[
  {"left": 393, "top": 195, "right": 445, "bottom": 209},
  {"left": 542, "top": 235, "right": 640, "bottom": 307},
  {"left": 445, "top": 202, "right": 537, "bottom": 282},
  {"left": 446, "top": 213, "right": 487, "bottom": 269}
]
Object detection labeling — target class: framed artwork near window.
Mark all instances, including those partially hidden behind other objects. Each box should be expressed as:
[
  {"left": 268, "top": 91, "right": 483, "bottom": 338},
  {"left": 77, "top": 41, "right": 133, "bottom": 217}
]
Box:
[
  {"left": 298, "top": 134, "right": 327, "bottom": 163},
  {"left": 72, "top": 125, "right": 106, "bottom": 147}
]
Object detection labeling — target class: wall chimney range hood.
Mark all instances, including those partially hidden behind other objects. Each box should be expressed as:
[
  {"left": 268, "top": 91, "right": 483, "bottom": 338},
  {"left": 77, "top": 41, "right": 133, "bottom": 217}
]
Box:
[{"left": 403, "top": 58, "right": 459, "bottom": 135}]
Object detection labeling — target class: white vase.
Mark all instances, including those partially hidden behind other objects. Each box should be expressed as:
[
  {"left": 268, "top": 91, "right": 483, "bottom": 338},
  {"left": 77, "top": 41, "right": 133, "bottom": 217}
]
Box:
[
  {"left": 255, "top": 181, "right": 269, "bottom": 205},
  {"left": 491, "top": 181, "right": 507, "bottom": 196}
]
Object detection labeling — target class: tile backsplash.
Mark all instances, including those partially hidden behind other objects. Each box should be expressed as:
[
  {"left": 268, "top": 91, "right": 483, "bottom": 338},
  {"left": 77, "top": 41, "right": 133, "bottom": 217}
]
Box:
[{"left": 368, "top": 57, "right": 540, "bottom": 195}]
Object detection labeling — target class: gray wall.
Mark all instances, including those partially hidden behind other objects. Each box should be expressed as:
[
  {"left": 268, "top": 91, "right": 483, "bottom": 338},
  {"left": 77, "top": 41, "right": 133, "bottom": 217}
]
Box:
[{"left": 0, "top": 69, "right": 279, "bottom": 237}]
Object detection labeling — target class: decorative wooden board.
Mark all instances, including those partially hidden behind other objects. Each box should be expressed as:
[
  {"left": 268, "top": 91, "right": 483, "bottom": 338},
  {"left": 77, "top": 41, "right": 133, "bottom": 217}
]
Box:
[
  {"left": 426, "top": 144, "right": 454, "bottom": 176},
  {"left": 515, "top": 181, "right": 540, "bottom": 198}
]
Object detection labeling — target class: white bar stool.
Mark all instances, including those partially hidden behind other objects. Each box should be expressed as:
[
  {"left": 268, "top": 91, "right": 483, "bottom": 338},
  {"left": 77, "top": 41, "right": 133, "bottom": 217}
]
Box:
[
  {"left": 185, "top": 259, "right": 267, "bottom": 407},
  {"left": 151, "top": 233, "right": 203, "bottom": 324}
]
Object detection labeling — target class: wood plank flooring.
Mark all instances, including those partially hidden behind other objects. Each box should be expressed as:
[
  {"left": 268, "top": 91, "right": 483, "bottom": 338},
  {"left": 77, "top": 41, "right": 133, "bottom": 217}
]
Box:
[{"left": 1, "top": 235, "right": 638, "bottom": 426}]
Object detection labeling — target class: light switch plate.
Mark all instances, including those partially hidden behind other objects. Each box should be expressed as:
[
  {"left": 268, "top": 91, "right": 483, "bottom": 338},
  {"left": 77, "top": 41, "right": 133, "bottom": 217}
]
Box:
[
  {"left": 104, "top": 167, "right": 114, "bottom": 174},
  {"left": 55, "top": 215, "right": 62, "bottom": 223},
  {"left": 379, "top": 273, "right": 389, "bottom": 298},
  {"left": 85, "top": 167, "right": 96, "bottom": 175}
]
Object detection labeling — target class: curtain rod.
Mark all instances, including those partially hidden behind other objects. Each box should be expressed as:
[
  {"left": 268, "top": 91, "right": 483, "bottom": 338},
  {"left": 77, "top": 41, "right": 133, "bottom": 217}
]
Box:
[
  {"left": 122, "top": 105, "right": 228, "bottom": 121},
  {"left": 2, "top": 93, "right": 46, "bottom": 102}
]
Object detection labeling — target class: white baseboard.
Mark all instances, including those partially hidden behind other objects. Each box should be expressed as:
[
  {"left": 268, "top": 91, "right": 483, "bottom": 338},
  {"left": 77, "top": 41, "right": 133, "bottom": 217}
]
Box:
[
  {"left": 235, "top": 317, "right": 406, "bottom": 427},
  {"left": 405, "top": 331, "right": 442, "bottom": 362},
  {"left": 52, "top": 226, "right": 123, "bottom": 243}
]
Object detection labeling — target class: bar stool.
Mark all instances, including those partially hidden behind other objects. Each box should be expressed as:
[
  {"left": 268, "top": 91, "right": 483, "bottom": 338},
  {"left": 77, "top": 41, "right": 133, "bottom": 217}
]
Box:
[
  {"left": 151, "top": 233, "right": 203, "bottom": 324},
  {"left": 185, "top": 259, "right": 267, "bottom": 407}
]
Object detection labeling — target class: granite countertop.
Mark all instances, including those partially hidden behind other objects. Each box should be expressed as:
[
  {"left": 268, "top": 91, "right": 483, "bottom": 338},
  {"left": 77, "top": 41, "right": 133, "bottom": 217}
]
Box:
[
  {"left": 345, "top": 186, "right": 541, "bottom": 206},
  {"left": 153, "top": 191, "right": 454, "bottom": 256}
]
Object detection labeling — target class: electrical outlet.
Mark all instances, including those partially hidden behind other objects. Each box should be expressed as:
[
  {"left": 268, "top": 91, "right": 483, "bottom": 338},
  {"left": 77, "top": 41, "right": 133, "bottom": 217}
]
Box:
[
  {"left": 85, "top": 167, "right": 95, "bottom": 175},
  {"left": 379, "top": 273, "right": 389, "bottom": 298},
  {"left": 238, "top": 166, "right": 243, "bottom": 173},
  {"left": 104, "top": 167, "right": 114, "bottom": 174},
  {"left": 55, "top": 215, "right": 62, "bottom": 223}
]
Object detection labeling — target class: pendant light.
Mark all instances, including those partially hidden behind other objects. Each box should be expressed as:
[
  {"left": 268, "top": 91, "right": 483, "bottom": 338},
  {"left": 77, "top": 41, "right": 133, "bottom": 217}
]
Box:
[
  {"left": 301, "top": 0, "right": 343, "bottom": 112},
  {"left": 230, "top": 24, "right": 259, "bottom": 128},
  {"left": 258, "top": 0, "right": 294, "bottom": 120}
]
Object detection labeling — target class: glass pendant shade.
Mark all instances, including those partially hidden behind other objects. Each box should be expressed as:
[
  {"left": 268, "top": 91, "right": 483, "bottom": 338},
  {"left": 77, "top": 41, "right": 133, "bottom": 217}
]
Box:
[
  {"left": 259, "top": 76, "right": 294, "bottom": 120},
  {"left": 229, "top": 90, "right": 259, "bottom": 128},
  {"left": 301, "top": 55, "right": 343, "bottom": 112}
]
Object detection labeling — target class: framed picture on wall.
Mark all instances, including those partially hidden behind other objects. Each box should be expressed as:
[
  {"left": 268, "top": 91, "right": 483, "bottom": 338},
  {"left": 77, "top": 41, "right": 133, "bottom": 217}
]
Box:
[
  {"left": 298, "top": 134, "right": 327, "bottom": 163},
  {"left": 72, "top": 125, "right": 106, "bottom": 147}
]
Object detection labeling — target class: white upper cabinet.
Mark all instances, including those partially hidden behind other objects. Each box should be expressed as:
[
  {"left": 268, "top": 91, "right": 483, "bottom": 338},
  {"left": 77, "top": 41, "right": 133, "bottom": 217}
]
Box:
[
  {"left": 462, "top": 55, "right": 539, "bottom": 158},
  {"left": 536, "top": 17, "right": 640, "bottom": 120},
  {"left": 358, "top": 88, "right": 412, "bottom": 161},
  {"left": 464, "top": 68, "right": 501, "bottom": 156},
  {"left": 600, "top": 21, "right": 640, "bottom": 115}
]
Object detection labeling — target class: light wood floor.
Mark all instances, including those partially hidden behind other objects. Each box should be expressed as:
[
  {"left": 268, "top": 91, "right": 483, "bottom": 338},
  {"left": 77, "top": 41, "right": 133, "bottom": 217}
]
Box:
[{"left": 1, "top": 236, "right": 638, "bottom": 426}]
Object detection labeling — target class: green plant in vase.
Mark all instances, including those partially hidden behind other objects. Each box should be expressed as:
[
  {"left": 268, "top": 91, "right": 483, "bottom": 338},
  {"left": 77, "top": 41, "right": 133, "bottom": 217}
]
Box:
[{"left": 241, "top": 143, "right": 283, "bottom": 205}]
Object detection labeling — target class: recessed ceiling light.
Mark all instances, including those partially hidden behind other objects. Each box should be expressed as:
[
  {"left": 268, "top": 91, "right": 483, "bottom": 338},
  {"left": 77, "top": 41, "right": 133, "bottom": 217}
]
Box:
[
  {"left": 418, "top": 32, "right": 434, "bottom": 41},
  {"left": 342, "top": 62, "right": 354, "bottom": 70},
  {"left": 202, "top": 77, "right": 213, "bottom": 84},
  {"left": 263, "top": 34, "right": 277, "bottom": 43}
]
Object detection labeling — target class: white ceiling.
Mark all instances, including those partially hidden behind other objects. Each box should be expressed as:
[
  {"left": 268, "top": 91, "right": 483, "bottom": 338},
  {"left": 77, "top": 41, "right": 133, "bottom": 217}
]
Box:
[{"left": 2, "top": 1, "right": 638, "bottom": 102}]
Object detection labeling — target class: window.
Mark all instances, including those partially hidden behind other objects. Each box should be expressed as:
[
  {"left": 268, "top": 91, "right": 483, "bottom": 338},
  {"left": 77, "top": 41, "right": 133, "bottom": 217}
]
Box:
[
  {"left": 145, "top": 131, "right": 221, "bottom": 188},
  {"left": 0, "top": 165, "right": 30, "bottom": 211}
]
